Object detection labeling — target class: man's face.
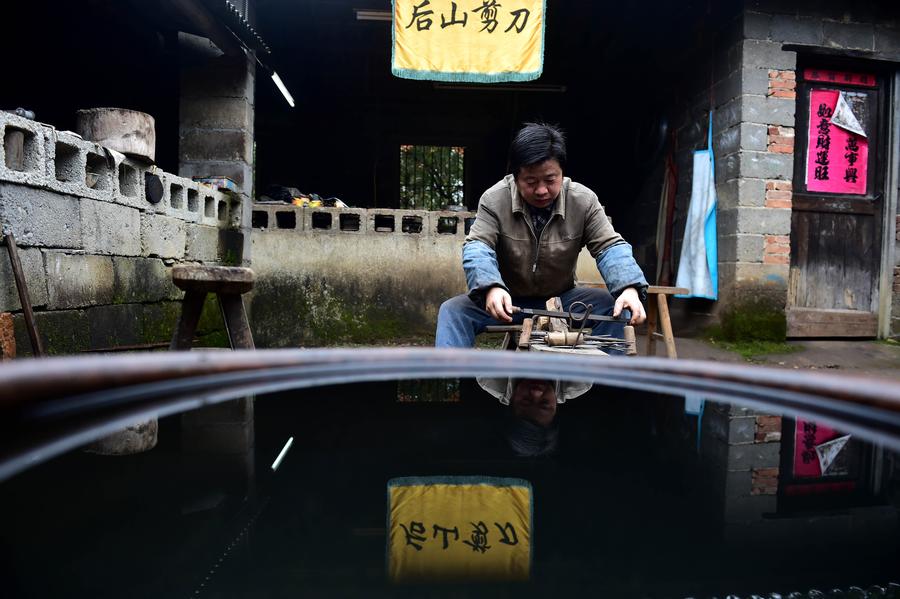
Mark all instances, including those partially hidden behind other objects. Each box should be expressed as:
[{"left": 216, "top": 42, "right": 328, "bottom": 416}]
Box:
[
  {"left": 510, "top": 379, "right": 557, "bottom": 427},
  {"left": 515, "top": 159, "right": 563, "bottom": 210}
]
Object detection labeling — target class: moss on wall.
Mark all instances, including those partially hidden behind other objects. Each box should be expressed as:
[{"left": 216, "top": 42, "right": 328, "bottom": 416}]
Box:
[
  {"left": 11, "top": 298, "right": 231, "bottom": 356},
  {"left": 714, "top": 299, "right": 787, "bottom": 342},
  {"left": 249, "top": 276, "right": 420, "bottom": 347}
]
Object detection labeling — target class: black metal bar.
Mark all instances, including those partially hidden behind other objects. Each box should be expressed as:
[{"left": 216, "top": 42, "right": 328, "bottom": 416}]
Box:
[
  {"left": 1, "top": 349, "right": 900, "bottom": 483},
  {"left": 512, "top": 306, "right": 627, "bottom": 323},
  {"left": 4, "top": 233, "right": 45, "bottom": 357}
]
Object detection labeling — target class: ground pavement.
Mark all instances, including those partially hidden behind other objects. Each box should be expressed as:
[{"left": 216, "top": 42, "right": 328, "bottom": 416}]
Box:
[{"left": 657, "top": 337, "right": 900, "bottom": 381}]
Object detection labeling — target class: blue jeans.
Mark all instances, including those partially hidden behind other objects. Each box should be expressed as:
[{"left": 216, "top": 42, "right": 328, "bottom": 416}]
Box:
[{"left": 435, "top": 286, "right": 621, "bottom": 348}]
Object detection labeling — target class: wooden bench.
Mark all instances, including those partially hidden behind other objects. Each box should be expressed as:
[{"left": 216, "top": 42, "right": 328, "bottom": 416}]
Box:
[{"left": 575, "top": 282, "right": 688, "bottom": 359}]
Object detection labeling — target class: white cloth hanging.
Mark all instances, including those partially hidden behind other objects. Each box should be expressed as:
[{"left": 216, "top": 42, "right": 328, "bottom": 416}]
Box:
[{"left": 676, "top": 113, "right": 718, "bottom": 300}]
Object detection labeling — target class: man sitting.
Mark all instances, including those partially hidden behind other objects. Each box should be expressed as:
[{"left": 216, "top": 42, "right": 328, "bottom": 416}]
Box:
[{"left": 435, "top": 122, "right": 648, "bottom": 348}]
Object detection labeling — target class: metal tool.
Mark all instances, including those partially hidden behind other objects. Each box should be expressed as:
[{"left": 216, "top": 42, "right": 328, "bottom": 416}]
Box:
[{"left": 510, "top": 305, "right": 627, "bottom": 324}]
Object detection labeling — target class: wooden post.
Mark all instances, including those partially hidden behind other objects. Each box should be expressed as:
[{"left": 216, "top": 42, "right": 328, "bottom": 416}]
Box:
[
  {"left": 645, "top": 296, "right": 658, "bottom": 357},
  {"left": 4, "top": 234, "right": 45, "bottom": 357},
  {"left": 657, "top": 294, "right": 677, "bottom": 359}
]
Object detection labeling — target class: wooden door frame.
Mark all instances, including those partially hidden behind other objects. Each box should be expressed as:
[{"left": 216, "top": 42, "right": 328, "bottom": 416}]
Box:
[
  {"left": 878, "top": 71, "right": 900, "bottom": 338},
  {"left": 787, "top": 55, "right": 897, "bottom": 337}
]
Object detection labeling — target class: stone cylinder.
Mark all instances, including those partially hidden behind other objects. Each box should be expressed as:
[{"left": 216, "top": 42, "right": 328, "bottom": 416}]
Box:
[
  {"left": 76, "top": 108, "right": 156, "bottom": 162},
  {"left": 84, "top": 419, "right": 158, "bottom": 455}
]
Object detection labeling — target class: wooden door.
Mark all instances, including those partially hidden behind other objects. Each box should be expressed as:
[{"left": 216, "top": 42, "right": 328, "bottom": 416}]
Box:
[{"left": 787, "top": 67, "right": 885, "bottom": 337}]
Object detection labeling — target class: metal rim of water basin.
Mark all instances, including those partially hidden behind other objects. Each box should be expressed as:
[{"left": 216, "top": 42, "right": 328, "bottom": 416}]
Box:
[{"left": 0, "top": 348, "right": 899, "bottom": 481}]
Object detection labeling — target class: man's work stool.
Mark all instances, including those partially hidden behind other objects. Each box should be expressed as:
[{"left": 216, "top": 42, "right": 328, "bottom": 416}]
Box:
[
  {"left": 575, "top": 281, "right": 687, "bottom": 359},
  {"left": 170, "top": 265, "right": 256, "bottom": 350}
]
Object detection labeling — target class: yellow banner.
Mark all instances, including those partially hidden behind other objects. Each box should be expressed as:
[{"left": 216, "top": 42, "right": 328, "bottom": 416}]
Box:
[
  {"left": 387, "top": 476, "right": 532, "bottom": 582},
  {"left": 392, "top": 0, "right": 545, "bottom": 82}
]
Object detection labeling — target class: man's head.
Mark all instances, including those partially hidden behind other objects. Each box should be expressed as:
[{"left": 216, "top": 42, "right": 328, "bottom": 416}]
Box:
[
  {"left": 509, "top": 123, "right": 567, "bottom": 209},
  {"left": 509, "top": 379, "right": 558, "bottom": 427}
]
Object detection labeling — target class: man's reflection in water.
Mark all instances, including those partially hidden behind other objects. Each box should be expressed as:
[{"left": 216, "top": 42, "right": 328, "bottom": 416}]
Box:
[{"left": 476, "top": 378, "right": 592, "bottom": 457}]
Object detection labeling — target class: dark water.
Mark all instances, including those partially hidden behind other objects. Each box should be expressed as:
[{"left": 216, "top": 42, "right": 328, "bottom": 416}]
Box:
[{"left": 1, "top": 378, "right": 898, "bottom": 598}]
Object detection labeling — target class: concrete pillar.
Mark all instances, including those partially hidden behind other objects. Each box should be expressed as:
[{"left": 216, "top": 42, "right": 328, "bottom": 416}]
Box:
[
  {"left": 178, "top": 35, "right": 255, "bottom": 264},
  {"left": 700, "top": 402, "right": 783, "bottom": 538},
  {"left": 181, "top": 397, "right": 256, "bottom": 505}
]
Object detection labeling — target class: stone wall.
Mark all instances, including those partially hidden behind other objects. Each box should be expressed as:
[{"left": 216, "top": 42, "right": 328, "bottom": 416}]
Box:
[
  {"left": 0, "top": 111, "right": 238, "bottom": 356},
  {"left": 248, "top": 205, "right": 475, "bottom": 347}
]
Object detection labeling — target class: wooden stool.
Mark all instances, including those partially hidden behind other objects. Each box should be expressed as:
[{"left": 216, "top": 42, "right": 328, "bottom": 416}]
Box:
[
  {"left": 170, "top": 265, "right": 256, "bottom": 350},
  {"left": 576, "top": 282, "right": 687, "bottom": 359}
]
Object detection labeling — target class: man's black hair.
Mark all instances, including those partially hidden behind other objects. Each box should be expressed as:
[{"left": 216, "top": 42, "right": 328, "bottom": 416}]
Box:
[{"left": 508, "top": 122, "right": 567, "bottom": 178}]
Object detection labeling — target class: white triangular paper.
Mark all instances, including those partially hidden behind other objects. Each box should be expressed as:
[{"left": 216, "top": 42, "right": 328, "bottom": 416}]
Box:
[
  {"left": 816, "top": 434, "right": 851, "bottom": 475},
  {"left": 831, "top": 93, "right": 867, "bottom": 138}
]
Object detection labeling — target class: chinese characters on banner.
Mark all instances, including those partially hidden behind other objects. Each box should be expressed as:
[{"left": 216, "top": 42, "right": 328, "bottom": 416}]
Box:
[
  {"left": 806, "top": 89, "right": 869, "bottom": 195},
  {"left": 802, "top": 68, "right": 876, "bottom": 88},
  {"left": 392, "top": 1, "right": 545, "bottom": 82},
  {"left": 387, "top": 476, "right": 532, "bottom": 581},
  {"left": 793, "top": 419, "right": 849, "bottom": 477}
]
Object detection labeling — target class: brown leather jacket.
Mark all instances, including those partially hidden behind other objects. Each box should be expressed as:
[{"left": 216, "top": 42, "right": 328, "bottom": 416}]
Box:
[{"left": 464, "top": 175, "right": 627, "bottom": 298}]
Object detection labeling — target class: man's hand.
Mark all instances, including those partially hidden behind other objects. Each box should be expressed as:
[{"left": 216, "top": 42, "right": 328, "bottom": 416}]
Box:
[
  {"left": 485, "top": 287, "right": 513, "bottom": 323},
  {"left": 613, "top": 287, "right": 646, "bottom": 325}
]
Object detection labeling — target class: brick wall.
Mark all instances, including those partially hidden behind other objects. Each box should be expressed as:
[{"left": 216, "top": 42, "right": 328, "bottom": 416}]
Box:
[
  {"left": 0, "top": 111, "right": 237, "bottom": 356},
  {"left": 702, "top": 402, "right": 783, "bottom": 523}
]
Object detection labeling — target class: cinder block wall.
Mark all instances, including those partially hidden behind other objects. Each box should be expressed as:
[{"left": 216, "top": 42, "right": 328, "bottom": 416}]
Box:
[
  {"left": 739, "top": 1, "right": 900, "bottom": 338},
  {"left": 179, "top": 50, "right": 255, "bottom": 266},
  {"left": 0, "top": 111, "right": 239, "bottom": 356},
  {"left": 701, "top": 402, "right": 782, "bottom": 527},
  {"left": 248, "top": 205, "right": 474, "bottom": 347},
  {"left": 671, "top": 1, "right": 900, "bottom": 337}
]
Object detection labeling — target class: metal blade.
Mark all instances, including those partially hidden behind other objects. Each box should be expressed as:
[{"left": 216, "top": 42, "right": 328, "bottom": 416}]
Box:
[{"left": 512, "top": 306, "right": 626, "bottom": 323}]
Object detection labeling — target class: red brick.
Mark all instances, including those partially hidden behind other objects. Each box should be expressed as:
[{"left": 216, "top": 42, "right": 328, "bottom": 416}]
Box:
[
  {"left": 764, "top": 254, "right": 790, "bottom": 264},
  {"left": 770, "top": 90, "right": 797, "bottom": 99},
  {"left": 765, "top": 180, "right": 793, "bottom": 191},
  {"left": 781, "top": 70, "right": 796, "bottom": 80},
  {"left": 751, "top": 467, "right": 780, "bottom": 495},
  {"left": 766, "top": 242, "right": 791, "bottom": 254},
  {"left": 768, "top": 144, "right": 794, "bottom": 154},
  {"left": 766, "top": 235, "right": 790, "bottom": 243},
  {"left": 754, "top": 466, "right": 779, "bottom": 476},
  {"left": 766, "top": 190, "right": 792, "bottom": 201},
  {"left": 765, "top": 199, "right": 793, "bottom": 209},
  {"left": 769, "top": 79, "right": 797, "bottom": 90},
  {"left": 768, "top": 135, "right": 795, "bottom": 146},
  {"left": 0, "top": 313, "right": 14, "bottom": 361}
]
